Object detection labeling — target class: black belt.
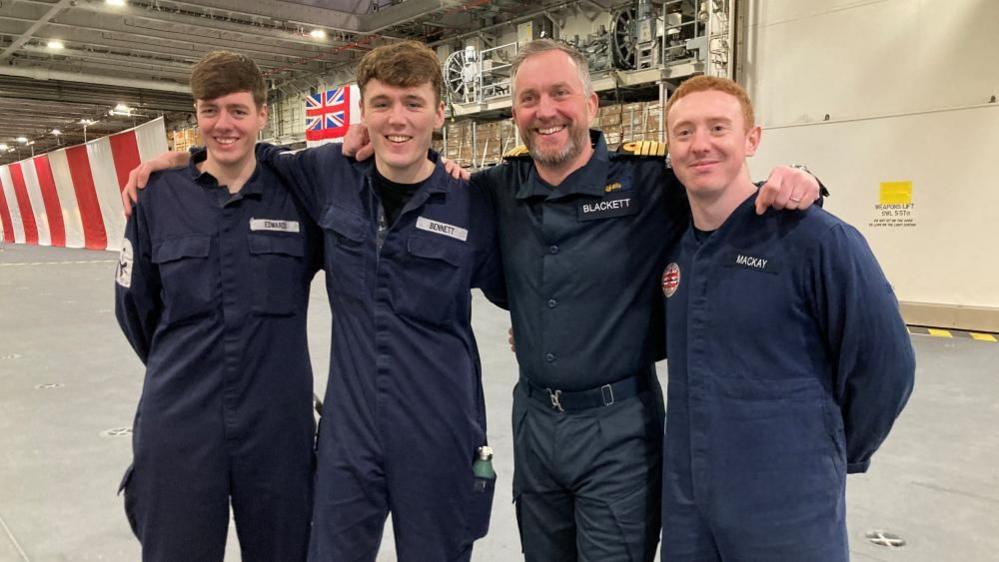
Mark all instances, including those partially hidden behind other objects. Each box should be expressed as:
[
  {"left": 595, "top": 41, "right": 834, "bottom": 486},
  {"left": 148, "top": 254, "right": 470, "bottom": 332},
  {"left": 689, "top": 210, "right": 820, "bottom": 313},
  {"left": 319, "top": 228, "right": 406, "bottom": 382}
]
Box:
[{"left": 520, "top": 370, "right": 654, "bottom": 413}]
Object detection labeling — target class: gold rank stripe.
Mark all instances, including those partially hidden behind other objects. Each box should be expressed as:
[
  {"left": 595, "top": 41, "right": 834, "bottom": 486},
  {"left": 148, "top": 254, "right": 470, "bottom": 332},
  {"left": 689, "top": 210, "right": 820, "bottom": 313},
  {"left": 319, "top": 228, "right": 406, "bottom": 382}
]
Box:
[
  {"left": 619, "top": 140, "right": 668, "bottom": 157},
  {"left": 503, "top": 145, "right": 530, "bottom": 158},
  {"left": 907, "top": 326, "right": 998, "bottom": 343}
]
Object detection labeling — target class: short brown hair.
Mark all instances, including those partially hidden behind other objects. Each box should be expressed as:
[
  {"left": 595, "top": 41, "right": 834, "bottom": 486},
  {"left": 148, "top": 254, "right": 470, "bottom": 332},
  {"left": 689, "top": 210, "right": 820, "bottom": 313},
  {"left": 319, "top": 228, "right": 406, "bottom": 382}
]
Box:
[
  {"left": 666, "top": 75, "right": 755, "bottom": 130},
  {"left": 190, "top": 51, "right": 266, "bottom": 108},
  {"left": 356, "top": 41, "right": 442, "bottom": 103},
  {"left": 511, "top": 39, "right": 593, "bottom": 97}
]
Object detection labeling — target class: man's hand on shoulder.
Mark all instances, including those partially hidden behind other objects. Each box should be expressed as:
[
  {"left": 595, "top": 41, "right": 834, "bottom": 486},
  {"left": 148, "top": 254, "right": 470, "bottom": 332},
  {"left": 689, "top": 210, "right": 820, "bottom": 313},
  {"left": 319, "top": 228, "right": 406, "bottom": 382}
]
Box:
[
  {"left": 121, "top": 151, "right": 191, "bottom": 216},
  {"left": 755, "top": 165, "right": 821, "bottom": 215},
  {"left": 441, "top": 157, "right": 470, "bottom": 181}
]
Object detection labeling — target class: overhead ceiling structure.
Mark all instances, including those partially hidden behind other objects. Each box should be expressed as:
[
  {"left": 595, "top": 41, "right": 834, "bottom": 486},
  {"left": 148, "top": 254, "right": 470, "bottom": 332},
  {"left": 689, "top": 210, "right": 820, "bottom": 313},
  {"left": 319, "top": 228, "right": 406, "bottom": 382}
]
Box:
[{"left": 0, "top": 0, "right": 546, "bottom": 164}]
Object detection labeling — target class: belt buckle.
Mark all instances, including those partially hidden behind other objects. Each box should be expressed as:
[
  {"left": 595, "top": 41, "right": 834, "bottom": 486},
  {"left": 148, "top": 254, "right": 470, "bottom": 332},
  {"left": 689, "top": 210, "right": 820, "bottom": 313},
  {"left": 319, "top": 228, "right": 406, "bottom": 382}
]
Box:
[
  {"left": 601, "top": 384, "right": 614, "bottom": 406},
  {"left": 546, "top": 388, "right": 565, "bottom": 412}
]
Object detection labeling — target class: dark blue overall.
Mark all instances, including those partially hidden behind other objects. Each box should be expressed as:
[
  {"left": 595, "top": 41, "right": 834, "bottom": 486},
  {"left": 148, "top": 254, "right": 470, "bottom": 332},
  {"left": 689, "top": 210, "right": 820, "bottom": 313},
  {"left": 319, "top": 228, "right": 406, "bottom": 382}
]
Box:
[
  {"left": 260, "top": 144, "right": 505, "bottom": 562},
  {"left": 115, "top": 155, "right": 321, "bottom": 561},
  {"left": 661, "top": 193, "right": 915, "bottom": 561}
]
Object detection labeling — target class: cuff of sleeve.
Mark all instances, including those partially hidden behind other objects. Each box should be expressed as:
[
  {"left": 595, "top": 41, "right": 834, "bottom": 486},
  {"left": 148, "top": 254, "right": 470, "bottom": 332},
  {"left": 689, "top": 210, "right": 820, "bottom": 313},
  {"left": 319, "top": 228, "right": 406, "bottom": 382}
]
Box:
[{"left": 847, "top": 460, "right": 870, "bottom": 474}]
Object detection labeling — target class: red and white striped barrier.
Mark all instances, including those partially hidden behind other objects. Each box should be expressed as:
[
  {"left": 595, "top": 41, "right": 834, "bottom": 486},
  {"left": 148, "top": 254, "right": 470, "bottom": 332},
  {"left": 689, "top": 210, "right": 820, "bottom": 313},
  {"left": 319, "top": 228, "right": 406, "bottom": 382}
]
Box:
[{"left": 0, "top": 118, "right": 168, "bottom": 252}]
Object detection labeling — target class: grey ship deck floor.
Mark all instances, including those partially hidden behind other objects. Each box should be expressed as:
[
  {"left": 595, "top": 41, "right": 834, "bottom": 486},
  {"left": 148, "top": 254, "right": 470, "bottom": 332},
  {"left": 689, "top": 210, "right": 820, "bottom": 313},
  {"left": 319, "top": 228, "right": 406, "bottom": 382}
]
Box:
[{"left": 1, "top": 244, "right": 995, "bottom": 561}]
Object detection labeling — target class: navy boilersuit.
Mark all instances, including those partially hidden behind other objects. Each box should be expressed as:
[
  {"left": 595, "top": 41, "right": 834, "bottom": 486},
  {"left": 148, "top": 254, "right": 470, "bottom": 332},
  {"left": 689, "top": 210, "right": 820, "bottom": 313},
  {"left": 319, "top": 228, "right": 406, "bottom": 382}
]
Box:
[
  {"left": 661, "top": 193, "right": 915, "bottom": 561},
  {"left": 115, "top": 156, "right": 321, "bottom": 561},
  {"left": 259, "top": 144, "right": 505, "bottom": 562}
]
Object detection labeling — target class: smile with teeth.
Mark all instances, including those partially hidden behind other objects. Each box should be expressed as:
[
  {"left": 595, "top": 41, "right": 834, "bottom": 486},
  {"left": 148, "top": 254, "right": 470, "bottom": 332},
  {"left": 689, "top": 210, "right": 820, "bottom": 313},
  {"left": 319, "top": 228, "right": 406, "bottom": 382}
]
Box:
[
  {"left": 214, "top": 137, "right": 239, "bottom": 146},
  {"left": 535, "top": 125, "right": 566, "bottom": 136},
  {"left": 386, "top": 135, "right": 412, "bottom": 143}
]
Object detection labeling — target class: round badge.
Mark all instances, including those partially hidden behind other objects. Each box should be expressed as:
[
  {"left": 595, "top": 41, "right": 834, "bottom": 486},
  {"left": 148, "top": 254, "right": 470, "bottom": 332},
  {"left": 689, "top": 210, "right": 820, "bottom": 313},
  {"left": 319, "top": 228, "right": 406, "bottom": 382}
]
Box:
[{"left": 662, "top": 262, "right": 680, "bottom": 298}]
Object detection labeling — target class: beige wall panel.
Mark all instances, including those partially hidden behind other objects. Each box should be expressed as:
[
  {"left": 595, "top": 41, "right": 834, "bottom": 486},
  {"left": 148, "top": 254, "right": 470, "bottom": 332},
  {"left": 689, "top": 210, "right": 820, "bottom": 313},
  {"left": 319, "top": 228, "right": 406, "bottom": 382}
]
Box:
[{"left": 744, "top": 0, "right": 999, "bottom": 330}]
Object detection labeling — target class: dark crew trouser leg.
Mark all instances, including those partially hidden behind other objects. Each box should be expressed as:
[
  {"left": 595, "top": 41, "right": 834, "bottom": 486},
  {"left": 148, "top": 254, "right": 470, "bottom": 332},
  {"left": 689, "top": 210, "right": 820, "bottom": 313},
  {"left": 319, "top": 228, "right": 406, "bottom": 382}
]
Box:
[{"left": 512, "top": 378, "right": 664, "bottom": 562}]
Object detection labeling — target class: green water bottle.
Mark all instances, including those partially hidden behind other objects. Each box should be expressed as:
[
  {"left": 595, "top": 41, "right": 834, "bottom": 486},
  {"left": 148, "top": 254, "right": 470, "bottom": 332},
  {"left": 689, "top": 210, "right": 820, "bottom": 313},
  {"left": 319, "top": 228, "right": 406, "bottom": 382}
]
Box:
[{"left": 473, "top": 445, "right": 495, "bottom": 480}]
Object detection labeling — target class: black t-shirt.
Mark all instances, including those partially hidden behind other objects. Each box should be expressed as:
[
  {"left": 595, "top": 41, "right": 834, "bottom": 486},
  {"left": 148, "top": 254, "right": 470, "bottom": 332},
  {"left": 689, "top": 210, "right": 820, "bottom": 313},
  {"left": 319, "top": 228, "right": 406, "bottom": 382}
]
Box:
[{"left": 373, "top": 167, "right": 424, "bottom": 227}]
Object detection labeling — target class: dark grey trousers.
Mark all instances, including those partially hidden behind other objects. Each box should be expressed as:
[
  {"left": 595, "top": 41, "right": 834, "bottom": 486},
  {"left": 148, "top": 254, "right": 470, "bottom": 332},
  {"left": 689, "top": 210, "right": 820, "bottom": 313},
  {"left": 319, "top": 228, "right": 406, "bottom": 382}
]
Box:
[{"left": 511, "top": 378, "right": 665, "bottom": 562}]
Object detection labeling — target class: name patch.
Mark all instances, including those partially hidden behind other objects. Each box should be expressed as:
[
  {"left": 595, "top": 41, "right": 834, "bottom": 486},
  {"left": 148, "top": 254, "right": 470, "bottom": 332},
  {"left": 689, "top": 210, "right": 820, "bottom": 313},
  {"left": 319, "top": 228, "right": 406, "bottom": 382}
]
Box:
[
  {"left": 577, "top": 192, "right": 638, "bottom": 221},
  {"left": 250, "top": 218, "right": 300, "bottom": 233},
  {"left": 729, "top": 252, "right": 780, "bottom": 274},
  {"left": 416, "top": 216, "right": 468, "bottom": 242}
]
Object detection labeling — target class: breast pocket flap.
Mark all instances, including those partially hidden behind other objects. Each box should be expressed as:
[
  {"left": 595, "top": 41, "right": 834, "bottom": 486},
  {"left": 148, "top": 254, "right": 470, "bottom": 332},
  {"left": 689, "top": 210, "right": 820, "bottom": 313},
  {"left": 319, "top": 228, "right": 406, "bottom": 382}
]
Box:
[
  {"left": 320, "top": 205, "right": 368, "bottom": 242},
  {"left": 152, "top": 236, "right": 211, "bottom": 264},
  {"left": 407, "top": 235, "right": 464, "bottom": 267},
  {"left": 248, "top": 233, "right": 304, "bottom": 258}
]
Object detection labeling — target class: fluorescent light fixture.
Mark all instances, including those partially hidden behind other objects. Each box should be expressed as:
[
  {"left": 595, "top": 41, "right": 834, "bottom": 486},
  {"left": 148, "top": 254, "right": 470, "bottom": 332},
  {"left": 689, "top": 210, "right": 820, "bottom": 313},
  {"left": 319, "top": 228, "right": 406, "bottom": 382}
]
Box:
[
  {"left": 114, "top": 103, "right": 131, "bottom": 112},
  {"left": 0, "top": 144, "right": 7, "bottom": 151},
  {"left": 309, "top": 29, "right": 327, "bottom": 39},
  {"left": 27, "top": 141, "right": 35, "bottom": 146},
  {"left": 51, "top": 129, "right": 62, "bottom": 136},
  {"left": 80, "top": 119, "right": 97, "bottom": 125},
  {"left": 106, "top": 0, "right": 126, "bottom": 6},
  {"left": 47, "top": 40, "right": 65, "bottom": 50},
  {"left": 16, "top": 137, "right": 28, "bottom": 143}
]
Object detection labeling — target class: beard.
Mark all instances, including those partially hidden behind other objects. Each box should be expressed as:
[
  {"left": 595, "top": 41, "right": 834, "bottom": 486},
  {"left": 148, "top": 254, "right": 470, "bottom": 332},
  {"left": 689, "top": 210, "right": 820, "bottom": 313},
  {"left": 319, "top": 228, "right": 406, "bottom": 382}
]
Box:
[{"left": 523, "top": 122, "right": 588, "bottom": 167}]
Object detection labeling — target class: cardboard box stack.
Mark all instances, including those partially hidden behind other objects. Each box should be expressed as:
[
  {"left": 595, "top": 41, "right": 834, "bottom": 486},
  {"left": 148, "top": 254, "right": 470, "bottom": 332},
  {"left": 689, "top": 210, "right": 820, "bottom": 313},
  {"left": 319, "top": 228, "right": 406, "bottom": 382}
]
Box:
[
  {"left": 596, "top": 100, "right": 665, "bottom": 149},
  {"left": 169, "top": 128, "right": 203, "bottom": 152},
  {"left": 441, "top": 119, "right": 518, "bottom": 169}
]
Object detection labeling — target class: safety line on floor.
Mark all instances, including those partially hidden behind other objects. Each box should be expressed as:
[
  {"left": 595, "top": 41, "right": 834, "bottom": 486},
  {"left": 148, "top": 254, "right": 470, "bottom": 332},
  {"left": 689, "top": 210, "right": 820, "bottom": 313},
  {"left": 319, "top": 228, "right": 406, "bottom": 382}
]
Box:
[
  {"left": 0, "top": 510, "right": 30, "bottom": 562},
  {"left": 907, "top": 326, "right": 998, "bottom": 343},
  {"left": 0, "top": 260, "right": 116, "bottom": 267}
]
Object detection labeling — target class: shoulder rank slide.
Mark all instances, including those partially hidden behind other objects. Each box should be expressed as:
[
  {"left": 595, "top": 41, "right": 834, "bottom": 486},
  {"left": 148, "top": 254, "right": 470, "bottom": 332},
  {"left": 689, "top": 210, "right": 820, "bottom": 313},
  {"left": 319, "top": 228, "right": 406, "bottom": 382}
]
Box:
[
  {"left": 617, "top": 140, "right": 668, "bottom": 157},
  {"left": 503, "top": 145, "right": 531, "bottom": 159}
]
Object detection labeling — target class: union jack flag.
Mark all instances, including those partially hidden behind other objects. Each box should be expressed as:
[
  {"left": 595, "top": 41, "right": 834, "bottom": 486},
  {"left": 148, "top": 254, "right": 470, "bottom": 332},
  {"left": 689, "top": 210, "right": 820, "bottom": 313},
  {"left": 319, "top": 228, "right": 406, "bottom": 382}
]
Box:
[{"left": 305, "top": 86, "right": 351, "bottom": 141}]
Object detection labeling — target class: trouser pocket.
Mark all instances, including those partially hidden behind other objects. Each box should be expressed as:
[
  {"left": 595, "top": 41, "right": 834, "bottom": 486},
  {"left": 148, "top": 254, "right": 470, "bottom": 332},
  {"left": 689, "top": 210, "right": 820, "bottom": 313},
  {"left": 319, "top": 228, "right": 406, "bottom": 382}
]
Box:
[{"left": 465, "top": 474, "right": 496, "bottom": 541}]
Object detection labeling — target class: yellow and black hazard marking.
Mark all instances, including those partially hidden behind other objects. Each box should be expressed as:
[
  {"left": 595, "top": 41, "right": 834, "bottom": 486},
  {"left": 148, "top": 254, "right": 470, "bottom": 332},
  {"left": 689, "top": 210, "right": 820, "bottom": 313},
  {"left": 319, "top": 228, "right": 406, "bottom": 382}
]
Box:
[
  {"left": 617, "top": 140, "right": 668, "bottom": 157},
  {"left": 907, "top": 326, "right": 998, "bottom": 343}
]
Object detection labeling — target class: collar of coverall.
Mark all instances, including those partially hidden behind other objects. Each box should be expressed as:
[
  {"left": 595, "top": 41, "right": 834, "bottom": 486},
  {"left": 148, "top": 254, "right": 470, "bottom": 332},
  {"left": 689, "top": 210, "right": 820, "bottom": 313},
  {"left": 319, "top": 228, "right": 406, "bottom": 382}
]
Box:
[
  {"left": 187, "top": 147, "right": 264, "bottom": 198},
  {"left": 361, "top": 148, "right": 453, "bottom": 198},
  {"left": 515, "top": 129, "right": 609, "bottom": 201}
]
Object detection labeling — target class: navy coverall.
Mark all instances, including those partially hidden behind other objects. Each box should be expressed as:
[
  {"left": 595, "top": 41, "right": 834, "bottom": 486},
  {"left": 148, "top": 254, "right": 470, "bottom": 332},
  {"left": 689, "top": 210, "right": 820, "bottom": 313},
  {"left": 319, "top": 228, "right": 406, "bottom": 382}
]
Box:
[
  {"left": 258, "top": 144, "right": 505, "bottom": 562},
  {"left": 115, "top": 154, "right": 322, "bottom": 561},
  {"left": 661, "top": 193, "right": 915, "bottom": 561},
  {"left": 474, "top": 131, "right": 688, "bottom": 562}
]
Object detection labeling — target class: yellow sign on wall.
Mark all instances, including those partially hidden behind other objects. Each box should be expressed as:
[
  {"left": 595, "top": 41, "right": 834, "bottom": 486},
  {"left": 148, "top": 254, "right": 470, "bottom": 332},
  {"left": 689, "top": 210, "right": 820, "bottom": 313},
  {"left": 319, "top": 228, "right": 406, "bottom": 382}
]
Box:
[{"left": 879, "top": 181, "right": 913, "bottom": 205}]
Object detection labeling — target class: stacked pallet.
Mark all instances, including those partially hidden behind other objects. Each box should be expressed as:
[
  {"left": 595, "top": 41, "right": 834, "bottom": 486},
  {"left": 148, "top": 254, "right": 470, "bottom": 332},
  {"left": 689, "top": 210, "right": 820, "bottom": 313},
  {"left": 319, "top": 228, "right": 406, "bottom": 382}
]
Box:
[{"left": 169, "top": 128, "right": 203, "bottom": 152}]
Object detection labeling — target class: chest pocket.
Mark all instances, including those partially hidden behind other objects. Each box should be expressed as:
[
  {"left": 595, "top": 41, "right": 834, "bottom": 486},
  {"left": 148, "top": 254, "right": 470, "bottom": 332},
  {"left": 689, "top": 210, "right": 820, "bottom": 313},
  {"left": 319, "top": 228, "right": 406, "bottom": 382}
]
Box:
[
  {"left": 248, "top": 233, "right": 306, "bottom": 316},
  {"left": 319, "top": 205, "right": 369, "bottom": 303},
  {"left": 392, "top": 234, "right": 470, "bottom": 326},
  {"left": 152, "top": 235, "right": 215, "bottom": 325}
]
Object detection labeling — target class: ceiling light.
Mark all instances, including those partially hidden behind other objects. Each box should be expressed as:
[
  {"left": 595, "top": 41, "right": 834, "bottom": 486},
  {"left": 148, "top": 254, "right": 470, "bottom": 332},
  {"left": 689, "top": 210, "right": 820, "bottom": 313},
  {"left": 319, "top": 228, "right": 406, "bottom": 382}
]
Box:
[
  {"left": 16, "top": 137, "right": 28, "bottom": 143},
  {"left": 51, "top": 129, "right": 61, "bottom": 136},
  {"left": 27, "top": 141, "right": 35, "bottom": 146},
  {"left": 114, "top": 103, "right": 131, "bottom": 112},
  {"left": 47, "top": 40, "right": 65, "bottom": 50},
  {"left": 80, "top": 119, "right": 97, "bottom": 125},
  {"left": 309, "top": 29, "right": 327, "bottom": 39},
  {"left": 0, "top": 144, "right": 7, "bottom": 151},
  {"left": 106, "top": 0, "right": 126, "bottom": 6}
]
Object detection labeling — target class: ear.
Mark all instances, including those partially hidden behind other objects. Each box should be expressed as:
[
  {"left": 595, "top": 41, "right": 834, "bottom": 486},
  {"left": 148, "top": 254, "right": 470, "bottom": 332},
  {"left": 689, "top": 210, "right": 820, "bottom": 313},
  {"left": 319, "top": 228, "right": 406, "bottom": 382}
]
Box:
[
  {"left": 434, "top": 100, "right": 445, "bottom": 130},
  {"left": 586, "top": 92, "right": 599, "bottom": 122},
  {"left": 744, "top": 125, "right": 762, "bottom": 157},
  {"left": 258, "top": 103, "right": 269, "bottom": 128}
]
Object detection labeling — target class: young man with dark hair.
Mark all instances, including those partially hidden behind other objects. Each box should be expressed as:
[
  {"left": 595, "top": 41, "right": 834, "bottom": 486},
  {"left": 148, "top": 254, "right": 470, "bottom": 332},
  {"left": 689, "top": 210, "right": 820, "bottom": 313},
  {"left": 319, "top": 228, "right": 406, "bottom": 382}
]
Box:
[
  {"left": 124, "top": 41, "right": 504, "bottom": 561},
  {"left": 115, "top": 51, "right": 321, "bottom": 561},
  {"left": 660, "top": 75, "right": 914, "bottom": 560}
]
